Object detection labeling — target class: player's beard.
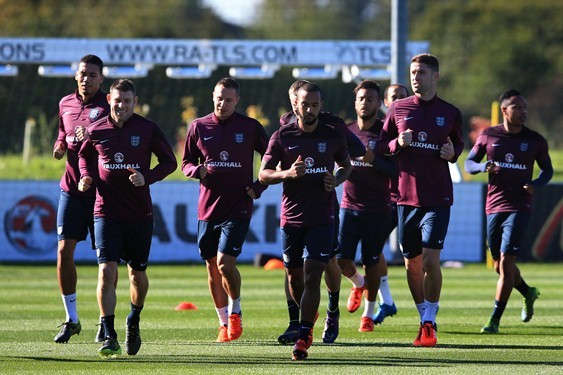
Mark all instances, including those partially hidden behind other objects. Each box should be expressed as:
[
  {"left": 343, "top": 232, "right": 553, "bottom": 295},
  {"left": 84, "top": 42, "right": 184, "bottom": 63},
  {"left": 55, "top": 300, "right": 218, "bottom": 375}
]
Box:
[
  {"left": 359, "top": 109, "right": 377, "bottom": 121},
  {"left": 300, "top": 113, "right": 319, "bottom": 126}
]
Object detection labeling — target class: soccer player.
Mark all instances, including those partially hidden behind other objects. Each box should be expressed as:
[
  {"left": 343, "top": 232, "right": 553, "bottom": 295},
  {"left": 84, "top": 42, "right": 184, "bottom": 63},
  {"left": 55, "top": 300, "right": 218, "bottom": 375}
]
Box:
[
  {"left": 379, "top": 54, "right": 464, "bottom": 347},
  {"left": 465, "top": 89, "right": 553, "bottom": 334},
  {"left": 181, "top": 77, "right": 268, "bottom": 343},
  {"left": 259, "top": 82, "right": 352, "bottom": 360},
  {"left": 78, "top": 79, "right": 177, "bottom": 356},
  {"left": 52, "top": 54, "right": 111, "bottom": 343},
  {"left": 277, "top": 80, "right": 365, "bottom": 345},
  {"left": 338, "top": 80, "right": 398, "bottom": 332}
]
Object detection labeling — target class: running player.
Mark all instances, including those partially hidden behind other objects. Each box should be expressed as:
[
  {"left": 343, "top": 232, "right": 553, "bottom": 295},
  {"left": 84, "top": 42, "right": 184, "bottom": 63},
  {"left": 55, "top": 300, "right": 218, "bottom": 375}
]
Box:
[
  {"left": 182, "top": 77, "right": 268, "bottom": 343},
  {"left": 260, "top": 82, "right": 351, "bottom": 360},
  {"left": 277, "top": 80, "right": 365, "bottom": 345},
  {"left": 380, "top": 54, "right": 464, "bottom": 347},
  {"left": 337, "top": 80, "right": 397, "bottom": 332},
  {"left": 52, "top": 54, "right": 110, "bottom": 344},
  {"left": 78, "top": 79, "right": 177, "bottom": 356},
  {"left": 465, "top": 89, "right": 553, "bottom": 334}
]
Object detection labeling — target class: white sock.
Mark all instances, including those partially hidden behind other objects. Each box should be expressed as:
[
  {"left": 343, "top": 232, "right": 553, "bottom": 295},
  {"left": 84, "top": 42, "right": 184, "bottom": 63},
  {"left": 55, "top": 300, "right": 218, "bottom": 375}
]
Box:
[
  {"left": 348, "top": 272, "right": 365, "bottom": 289},
  {"left": 363, "top": 299, "right": 376, "bottom": 318},
  {"left": 229, "top": 296, "right": 241, "bottom": 315},
  {"left": 422, "top": 300, "right": 439, "bottom": 324},
  {"left": 378, "top": 276, "right": 394, "bottom": 305},
  {"left": 416, "top": 302, "right": 426, "bottom": 322},
  {"left": 216, "top": 306, "right": 229, "bottom": 326},
  {"left": 62, "top": 293, "right": 78, "bottom": 323}
]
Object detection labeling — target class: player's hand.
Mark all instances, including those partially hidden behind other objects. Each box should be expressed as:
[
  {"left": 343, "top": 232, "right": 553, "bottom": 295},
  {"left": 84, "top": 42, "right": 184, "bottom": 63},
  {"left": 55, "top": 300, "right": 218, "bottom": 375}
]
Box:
[
  {"left": 128, "top": 168, "right": 145, "bottom": 187},
  {"left": 75, "top": 125, "right": 88, "bottom": 142},
  {"left": 78, "top": 176, "right": 93, "bottom": 192},
  {"left": 398, "top": 129, "right": 413, "bottom": 148},
  {"left": 53, "top": 143, "right": 66, "bottom": 160},
  {"left": 323, "top": 171, "right": 337, "bottom": 191},
  {"left": 286, "top": 155, "right": 305, "bottom": 179},
  {"left": 362, "top": 148, "right": 375, "bottom": 163},
  {"left": 485, "top": 160, "right": 500, "bottom": 174},
  {"left": 440, "top": 136, "right": 454, "bottom": 161},
  {"left": 246, "top": 186, "right": 257, "bottom": 199},
  {"left": 199, "top": 163, "right": 210, "bottom": 179},
  {"left": 523, "top": 183, "right": 535, "bottom": 195}
]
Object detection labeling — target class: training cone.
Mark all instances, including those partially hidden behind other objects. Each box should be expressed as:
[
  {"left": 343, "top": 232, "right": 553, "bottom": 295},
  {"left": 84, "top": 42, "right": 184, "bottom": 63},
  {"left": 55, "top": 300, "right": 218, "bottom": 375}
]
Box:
[
  {"left": 264, "top": 258, "right": 284, "bottom": 270},
  {"left": 175, "top": 302, "right": 198, "bottom": 311}
]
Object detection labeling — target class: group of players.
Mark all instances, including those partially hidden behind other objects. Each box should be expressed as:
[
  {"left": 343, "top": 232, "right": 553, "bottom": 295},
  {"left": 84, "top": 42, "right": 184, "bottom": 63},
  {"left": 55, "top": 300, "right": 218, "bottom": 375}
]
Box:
[{"left": 52, "top": 53, "right": 553, "bottom": 360}]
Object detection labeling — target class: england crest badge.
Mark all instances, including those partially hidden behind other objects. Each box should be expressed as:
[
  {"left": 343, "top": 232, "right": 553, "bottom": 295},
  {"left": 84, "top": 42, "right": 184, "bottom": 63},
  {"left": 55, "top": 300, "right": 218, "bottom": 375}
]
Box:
[{"left": 131, "top": 136, "right": 140, "bottom": 147}]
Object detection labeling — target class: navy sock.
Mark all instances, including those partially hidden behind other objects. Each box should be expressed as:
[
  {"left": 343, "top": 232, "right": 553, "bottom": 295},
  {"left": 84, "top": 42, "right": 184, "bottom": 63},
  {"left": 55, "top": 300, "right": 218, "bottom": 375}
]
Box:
[
  {"left": 298, "top": 320, "right": 313, "bottom": 341},
  {"left": 287, "top": 300, "right": 300, "bottom": 326},
  {"left": 491, "top": 300, "right": 507, "bottom": 321},
  {"left": 101, "top": 315, "right": 117, "bottom": 339},
  {"left": 515, "top": 280, "right": 530, "bottom": 297},
  {"left": 327, "top": 291, "right": 340, "bottom": 316},
  {"left": 127, "top": 303, "right": 143, "bottom": 326}
]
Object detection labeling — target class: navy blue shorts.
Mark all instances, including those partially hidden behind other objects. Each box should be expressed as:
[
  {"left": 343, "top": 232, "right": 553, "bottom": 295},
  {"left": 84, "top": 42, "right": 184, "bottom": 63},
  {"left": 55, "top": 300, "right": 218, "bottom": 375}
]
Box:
[
  {"left": 94, "top": 217, "right": 153, "bottom": 271},
  {"left": 397, "top": 205, "right": 450, "bottom": 259},
  {"left": 56, "top": 190, "right": 95, "bottom": 248},
  {"left": 487, "top": 211, "right": 530, "bottom": 259},
  {"left": 197, "top": 219, "right": 250, "bottom": 260},
  {"left": 281, "top": 224, "right": 334, "bottom": 268},
  {"left": 338, "top": 208, "right": 390, "bottom": 267}
]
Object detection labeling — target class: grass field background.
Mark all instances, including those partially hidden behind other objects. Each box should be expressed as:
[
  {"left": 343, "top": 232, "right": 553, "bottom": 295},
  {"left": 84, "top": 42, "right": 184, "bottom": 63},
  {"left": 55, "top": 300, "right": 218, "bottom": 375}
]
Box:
[{"left": 0, "top": 263, "right": 562, "bottom": 374}]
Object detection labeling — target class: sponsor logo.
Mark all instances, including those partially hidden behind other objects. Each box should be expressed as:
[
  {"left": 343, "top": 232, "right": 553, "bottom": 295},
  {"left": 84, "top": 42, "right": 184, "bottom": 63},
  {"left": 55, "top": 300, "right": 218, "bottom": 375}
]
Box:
[
  {"left": 418, "top": 131, "right": 427, "bottom": 142},
  {"left": 288, "top": 145, "right": 299, "bottom": 150},
  {"left": 114, "top": 152, "right": 124, "bottom": 163},
  {"left": 320, "top": 252, "right": 331, "bottom": 257},
  {"left": 494, "top": 161, "right": 527, "bottom": 170},
  {"left": 204, "top": 136, "right": 214, "bottom": 141},
  {"left": 505, "top": 153, "right": 514, "bottom": 163},
  {"left": 492, "top": 143, "right": 501, "bottom": 147},
  {"left": 206, "top": 161, "right": 242, "bottom": 168},
  {"left": 4, "top": 195, "right": 57, "bottom": 255},
  {"left": 131, "top": 135, "right": 140, "bottom": 147},
  {"left": 436, "top": 116, "right": 445, "bottom": 127},
  {"left": 438, "top": 239, "right": 444, "bottom": 244},
  {"left": 410, "top": 142, "right": 440, "bottom": 150},
  {"left": 351, "top": 160, "right": 372, "bottom": 167},
  {"left": 520, "top": 142, "right": 528, "bottom": 152},
  {"left": 89, "top": 108, "right": 100, "bottom": 120},
  {"left": 404, "top": 116, "right": 414, "bottom": 121},
  {"left": 235, "top": 133, "right": 244, "bottom": 143},
  {"left": 100, "top": 139, "right": 110, "bottom": 144},
  {"left": 220, "top": 151, "right": 229, "bottom": 161},
  {"left": 103, "top": 163, "right": 141, "bottom": 170},
  {"left": 318, "top": 142, "right": 327, "bottom": 153},
  {"left": 304, "top": 157, "right": 314, "bottom": 168}
]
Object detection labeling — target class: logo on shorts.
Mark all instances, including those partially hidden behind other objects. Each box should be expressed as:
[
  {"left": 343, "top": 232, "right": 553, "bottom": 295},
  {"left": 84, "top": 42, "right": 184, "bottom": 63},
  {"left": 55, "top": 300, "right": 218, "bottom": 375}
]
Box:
[
  {"left": 4, "top": 196, "right": 57, "bottom": 254},
  {"left": 114, "top": 152, "right": 124, "bottom": 163},
  {"left": 505, "top": 153, "right": 514, "bottom": 163},
  {"left": 418, "top": 131, "right": 428, "bottom": 142},
  {"left": 220, "top": 151, "right": 229, "bottom": 161},
  {"left": 520, "top": 142, "right": 528, "bottom": 152},
  {"left": 304, "top": 157, "right": 314, "bottom": 168},
  {"left": 318, "top": 142, "right": 327, "bottom": 153},
  {"left": 436, "top": 116, "right": 445, "bottom": 127},
  {"left": 89, "top": 108, "right": 100, "bottom": 120},
  {"left": 235, "top": 133, "right": 244, "bottom": 143},
  {"left": 131, "top": 136, "right": 140, "bottom": 147}
]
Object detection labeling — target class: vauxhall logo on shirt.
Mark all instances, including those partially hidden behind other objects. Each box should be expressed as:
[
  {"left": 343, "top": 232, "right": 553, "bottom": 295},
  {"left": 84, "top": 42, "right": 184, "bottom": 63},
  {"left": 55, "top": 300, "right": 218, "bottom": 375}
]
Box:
[
  {"left": 102, "top": 152, "right": 141, "bottom": 170},
  {"left": 304, "top": 157, "right": 328, "bottom": 174},
  {"left": 205, "top": 150, "right": 242, "bottom": 168},
  {"left": 410, "top": 131, "right": 439, "bottom": 151},
  {"left": 494, "top": 152, "right": 527, "bottom": 170}
]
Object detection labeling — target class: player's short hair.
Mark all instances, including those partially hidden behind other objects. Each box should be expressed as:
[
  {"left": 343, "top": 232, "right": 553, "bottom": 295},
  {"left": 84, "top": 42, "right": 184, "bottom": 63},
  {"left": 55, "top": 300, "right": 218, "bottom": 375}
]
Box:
[
  {"left": 110, "top": 79, "right": 136, "bottom": 95},
  {"left": 411, "top": 53, "right": 439, "bottom": 72},
  {"left": 296, "top": 82, "right": 322, "bottom": 98},
  {"left": 288, "top": 79, "right": 309, "bottom": 98},
  {"left": 353, "top": 80, "right": 381, "bottom": 98},
  {"left": 80, "top": 54, "right": 104, "bottom": 75},
  {"left": 216, "top": 77, "right": 240, "bottom": 94},
  {"left": 383, "top": 84, "right": 409, "bottom": 100},
  {"left": 499, "top": 89, "right": 522, "bottom": 105}
]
